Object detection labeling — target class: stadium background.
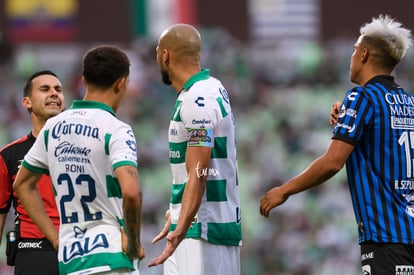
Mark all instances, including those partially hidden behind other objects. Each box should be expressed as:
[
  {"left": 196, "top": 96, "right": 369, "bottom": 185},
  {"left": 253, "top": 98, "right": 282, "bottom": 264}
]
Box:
[{"left": 0, "top": 0, "right": 413, "bottom": 274}]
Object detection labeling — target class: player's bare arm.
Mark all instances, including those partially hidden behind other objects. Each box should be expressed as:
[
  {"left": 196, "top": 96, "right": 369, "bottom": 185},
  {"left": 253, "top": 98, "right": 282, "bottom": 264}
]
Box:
[
  {"left": 115, "top": 165, "right": 145, "bottom": 260},
  {"left": 260, "top": 139, "right": 354, "bottom": 217}
]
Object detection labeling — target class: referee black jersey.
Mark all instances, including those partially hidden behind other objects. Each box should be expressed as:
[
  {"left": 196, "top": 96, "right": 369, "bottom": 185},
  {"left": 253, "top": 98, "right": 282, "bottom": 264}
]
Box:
[
  {"left": 0, "top": 132, "right": 59, "bottom": 239},
  {"left": 333, "top": 75, "right": 414, "bottom": 244}
]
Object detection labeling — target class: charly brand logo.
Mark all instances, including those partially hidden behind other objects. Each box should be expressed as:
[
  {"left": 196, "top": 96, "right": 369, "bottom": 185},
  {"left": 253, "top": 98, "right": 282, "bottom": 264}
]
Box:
[
  {"left": 195, "top": 97, "right": 205, "bottom": 107},
  {"left": 126, "top": 129, "right": 135, "bottom": 138},
  {"left": 52, "top": 120, "right": 99, "bottom": 140},
  {"left": 347, "top": 91, "right": 358, "bottom": 101}
]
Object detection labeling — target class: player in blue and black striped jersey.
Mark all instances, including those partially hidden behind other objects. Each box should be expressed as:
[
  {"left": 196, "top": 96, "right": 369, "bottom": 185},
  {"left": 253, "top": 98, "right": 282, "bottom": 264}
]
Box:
[{"left": 260, "top": 15, "right": 414, "bottom": 274}]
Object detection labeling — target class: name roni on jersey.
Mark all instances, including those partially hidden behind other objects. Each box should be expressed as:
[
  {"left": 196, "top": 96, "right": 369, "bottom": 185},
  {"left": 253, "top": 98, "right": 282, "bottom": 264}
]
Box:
[{"left": 52, "top": 120, "right": 99, "bottom": 140}]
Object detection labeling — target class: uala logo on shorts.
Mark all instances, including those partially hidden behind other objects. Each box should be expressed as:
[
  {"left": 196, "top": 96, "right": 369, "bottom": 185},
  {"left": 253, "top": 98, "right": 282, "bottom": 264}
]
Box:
[{"left": 63, "top": 232, "right": 109, "bottom": 262}]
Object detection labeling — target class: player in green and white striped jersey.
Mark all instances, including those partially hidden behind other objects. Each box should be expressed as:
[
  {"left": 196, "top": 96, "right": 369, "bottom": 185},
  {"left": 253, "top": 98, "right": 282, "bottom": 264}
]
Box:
[
  {"left": 14, "top": 46, "right": 145, "bottom": 275},
  {"left": 149, "top": 24, "right": 242, "bottom": 275}
]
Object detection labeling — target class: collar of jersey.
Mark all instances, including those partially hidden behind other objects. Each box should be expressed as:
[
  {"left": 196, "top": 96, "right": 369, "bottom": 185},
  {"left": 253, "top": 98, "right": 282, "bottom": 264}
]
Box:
[
  {"left": 365, "top": 75, "right": 395, "bottom": 86},
  {"left": 69, "top": 100, "right": 116, "bottom": 116},
  {"left": 181, "top": 69, "right": 210, "bottom": 91}
]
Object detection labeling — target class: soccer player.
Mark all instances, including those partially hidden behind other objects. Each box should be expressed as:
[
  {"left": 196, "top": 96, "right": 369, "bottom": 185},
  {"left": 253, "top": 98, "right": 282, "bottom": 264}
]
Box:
[
  {"left": 13, "top": 45, "right": 145, "bottom": 274},
  {"left": 259, "top": 15, "right": 414, "bottom": 274},
  {"left": 148, "top": 23, "right": 242, "bottom": 275},
  {"left": 0, "top": 70, "right": 64, "bottom": 275}
]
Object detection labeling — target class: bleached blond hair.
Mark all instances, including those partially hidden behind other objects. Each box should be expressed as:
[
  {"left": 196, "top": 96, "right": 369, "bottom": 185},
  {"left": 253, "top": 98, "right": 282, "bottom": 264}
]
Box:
[{"left": 360, "top": 15, "right": 412, "bottom": 62}]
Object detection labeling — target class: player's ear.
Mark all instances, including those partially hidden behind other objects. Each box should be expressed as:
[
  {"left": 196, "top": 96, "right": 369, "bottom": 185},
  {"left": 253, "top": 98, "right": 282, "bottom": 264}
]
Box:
[
  {"left": 81, "top": 76, "right": 87, "bottom": 88},
  {"left": 162, "top": 49, "right": 170, "bottom": 67},
  {"left": 22, "top": 96, "right": 32, "bottom": 112},
  {"left": 361, "top": 48, "right": 369, "bottom": 63},
  {"left": 114, "top": 77, "right": 127, "bottom": 94}
]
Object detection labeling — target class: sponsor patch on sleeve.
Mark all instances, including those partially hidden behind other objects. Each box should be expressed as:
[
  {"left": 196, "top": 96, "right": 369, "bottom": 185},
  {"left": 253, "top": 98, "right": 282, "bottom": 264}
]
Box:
[{"left": 187, "top": 128, "right": 214, "bottom": 147}]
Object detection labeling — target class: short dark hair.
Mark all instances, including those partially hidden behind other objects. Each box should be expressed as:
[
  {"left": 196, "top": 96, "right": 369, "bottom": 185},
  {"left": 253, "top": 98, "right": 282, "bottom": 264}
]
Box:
[
  {"left": 82, "top": 45, "right": 130, "bottom": 89},
  {"left": 361, "top": 36, "right": 399, "bottom": 70},
  {"left": 23, "top": 70, "right": 58, "bottom": 97}
]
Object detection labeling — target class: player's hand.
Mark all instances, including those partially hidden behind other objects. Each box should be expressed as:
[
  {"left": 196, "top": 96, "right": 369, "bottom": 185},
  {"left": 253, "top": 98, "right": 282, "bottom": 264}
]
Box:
[
  {"left": 134, "top": 244, "right": 145, "bottom": 261},
  {"left": 148, "top": 230, "right": 181, "bottom": 267},
  {"left": 152, "top": 210, "right": 171, "bottom": 244},
  {"left": 259, "top": 186, "right": 288, "bottom": 218},
  {"left": 329, "top": 101, "right": 342, "bottom": 125},
  {"left": 121, "top": 227, "right": 145, "bottom": 260}
]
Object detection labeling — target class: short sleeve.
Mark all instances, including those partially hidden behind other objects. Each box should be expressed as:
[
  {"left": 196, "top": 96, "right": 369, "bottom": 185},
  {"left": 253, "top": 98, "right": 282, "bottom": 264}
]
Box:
[
  {"left": 109, "top": 125, "right": 138, "bottom": 170},
  {"left": 333, "top": 87, "right": 373, "bottom": 145},
  {"left": 181, "top": 92, "right": 220, "bottom": 147},
  {"left": 0, "top": 155, "right": 12, "bottom": 212},
  {"left": 22, "top": 127, "right": 50, "bottom": 174}
]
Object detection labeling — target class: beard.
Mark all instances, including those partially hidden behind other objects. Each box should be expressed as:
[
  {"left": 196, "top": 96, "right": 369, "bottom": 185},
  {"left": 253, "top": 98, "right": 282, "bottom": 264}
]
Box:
[{"left": 161, "top": 69, "right": 172, "bottom": 85}]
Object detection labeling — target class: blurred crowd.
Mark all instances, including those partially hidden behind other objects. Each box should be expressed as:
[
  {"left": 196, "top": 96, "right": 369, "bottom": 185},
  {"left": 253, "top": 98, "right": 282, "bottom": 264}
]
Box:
[{"left": 1, "top": 27, "right": 414, "bottom": 274}]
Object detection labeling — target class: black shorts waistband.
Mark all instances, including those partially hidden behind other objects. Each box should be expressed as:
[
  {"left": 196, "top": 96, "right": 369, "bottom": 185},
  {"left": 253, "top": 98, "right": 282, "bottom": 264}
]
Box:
[{"left": 17, "top": 238, "right": 54, "bottom": 251}]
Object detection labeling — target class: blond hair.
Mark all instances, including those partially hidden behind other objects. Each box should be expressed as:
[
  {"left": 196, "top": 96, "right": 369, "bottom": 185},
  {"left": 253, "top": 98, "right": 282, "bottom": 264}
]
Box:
[{"left": 360, "top": 15, "right": 412, "bottom": 62}]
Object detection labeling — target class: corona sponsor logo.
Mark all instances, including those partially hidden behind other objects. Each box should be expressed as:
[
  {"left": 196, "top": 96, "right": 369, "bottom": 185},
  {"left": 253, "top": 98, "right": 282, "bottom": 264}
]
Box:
[{"left": 52, "top": 120, "right": 99, "bottom": 140}]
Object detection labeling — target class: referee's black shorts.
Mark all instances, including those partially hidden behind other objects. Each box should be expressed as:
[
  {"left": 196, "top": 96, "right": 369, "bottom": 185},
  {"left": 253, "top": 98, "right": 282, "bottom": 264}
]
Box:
[
  {"left": 14, "top": 238, "right": 58, "bottom": 275},
  {"left": 361, "top": 241, "right": 414, "bottom": 275}
]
